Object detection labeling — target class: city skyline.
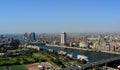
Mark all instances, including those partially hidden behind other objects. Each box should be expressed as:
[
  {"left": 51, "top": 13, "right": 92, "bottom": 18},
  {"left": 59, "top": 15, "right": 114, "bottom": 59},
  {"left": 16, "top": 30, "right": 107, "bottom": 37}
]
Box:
[{"left": 0, "top": 0, "right": 120, "bottom": 33}]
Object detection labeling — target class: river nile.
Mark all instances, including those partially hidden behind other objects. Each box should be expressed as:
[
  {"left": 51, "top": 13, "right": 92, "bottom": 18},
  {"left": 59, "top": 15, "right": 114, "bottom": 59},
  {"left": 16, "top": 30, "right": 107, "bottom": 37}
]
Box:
[
  {"left": 39, "top": 45, "right": 119, "bottom": 62},
  {"left": 15, "top": 35, "right": 119, "bottom": 62}
]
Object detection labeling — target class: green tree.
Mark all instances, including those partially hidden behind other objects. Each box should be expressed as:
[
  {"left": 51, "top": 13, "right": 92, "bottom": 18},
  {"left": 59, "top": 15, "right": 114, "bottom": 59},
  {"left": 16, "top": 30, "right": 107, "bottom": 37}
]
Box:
[
  {"left": 0, "top": 58, "right": 5, "bottom": 65},
  {"left": 81, "top": 59, "right": 87, "bottom": 64},
  {"left": 6, "top": 57, "right": 17, "bottom": 65},
  {"left": 17, "top": 58, "right": 24, "bottom": 64},
  {"left": 24, "top": 57, "right": 35, "bottom": 63}
]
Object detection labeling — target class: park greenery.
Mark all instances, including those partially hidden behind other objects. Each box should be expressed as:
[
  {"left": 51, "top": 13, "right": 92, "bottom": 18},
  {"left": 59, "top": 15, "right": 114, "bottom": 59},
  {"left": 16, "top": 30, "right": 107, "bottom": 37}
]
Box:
[
  {"left": 0, "top": 65, "right": 27, "bottom": 70},
  {"left": 0, "top": 48, "right": 46, "bottom": 66},
  {"left": 0, "top": 47, "right": 87, "bottom": 69}
]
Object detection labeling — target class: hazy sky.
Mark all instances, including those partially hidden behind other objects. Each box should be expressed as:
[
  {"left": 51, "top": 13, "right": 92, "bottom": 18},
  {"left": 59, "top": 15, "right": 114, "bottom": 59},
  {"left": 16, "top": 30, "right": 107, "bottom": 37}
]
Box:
[{"left": 0, "top": 0, "right": 120, "bottom": 33}]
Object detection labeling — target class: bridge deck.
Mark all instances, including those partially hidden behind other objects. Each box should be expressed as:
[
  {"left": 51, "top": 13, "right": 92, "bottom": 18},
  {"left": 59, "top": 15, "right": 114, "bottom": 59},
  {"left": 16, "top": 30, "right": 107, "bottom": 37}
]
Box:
[{"left": 63, "top": 56, "right": 120, "bottom": 70}]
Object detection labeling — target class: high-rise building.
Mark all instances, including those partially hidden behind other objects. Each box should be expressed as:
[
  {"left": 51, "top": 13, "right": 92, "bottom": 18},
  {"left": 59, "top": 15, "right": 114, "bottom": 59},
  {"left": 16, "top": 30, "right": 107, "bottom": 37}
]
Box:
[
  {"left": 30, "top": 32, "right": 36, "bottom": 41},
  {"left": 110, "top": 41, "right": 116, "bottom": 52},
  {"left": 60, "top": 32, "right": 67, "bottom": 45},
  {"left": 106, "top": 44, "right": 110, "bottom": 51},
  {"left": 23, "top": 32, "right": 28, "bottom": 40},
  {"left": 106, "top": 40, "right": 110, "bottom": 51},
  {"left": 0, "top": 35, "right": 4, "bottom": 40}
]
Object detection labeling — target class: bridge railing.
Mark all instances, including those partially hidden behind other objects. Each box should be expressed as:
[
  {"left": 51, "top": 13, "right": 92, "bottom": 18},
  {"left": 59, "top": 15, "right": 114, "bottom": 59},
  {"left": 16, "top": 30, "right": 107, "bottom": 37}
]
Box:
[{"left": 63, "top": 56, "right": 120, "bottom": 70}]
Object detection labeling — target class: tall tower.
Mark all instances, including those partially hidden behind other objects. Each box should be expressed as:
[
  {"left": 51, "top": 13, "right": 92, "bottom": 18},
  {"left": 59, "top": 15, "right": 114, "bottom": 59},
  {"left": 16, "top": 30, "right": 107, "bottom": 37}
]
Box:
[
  {"left": 61, "top": 32, "right": 67, "bottom": 45},
  {"left": 0, "top": 35, "right": 4, "bottom": 40},
  {"left": 30, "top": 32, "right": 36, "bottom": 41},
  {"left": 23, "top": 32, "right": 28, "bottom": 40}
]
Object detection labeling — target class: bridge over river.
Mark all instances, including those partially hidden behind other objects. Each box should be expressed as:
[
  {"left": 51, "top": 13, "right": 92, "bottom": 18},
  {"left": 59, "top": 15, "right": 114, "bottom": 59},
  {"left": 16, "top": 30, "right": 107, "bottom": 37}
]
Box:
[
  {"left": 38, "top": 45, "right": 119, "bottom": 70},
  {"left": 63, "top": 56, "right": 120, "bottom": 70}
]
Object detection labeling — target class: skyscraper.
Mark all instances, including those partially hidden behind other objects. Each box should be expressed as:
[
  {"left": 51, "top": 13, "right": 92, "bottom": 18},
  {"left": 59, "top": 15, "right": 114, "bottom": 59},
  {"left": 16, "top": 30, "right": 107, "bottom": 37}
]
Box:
[
  {"left": 106, "top": 39, "right": 110, "bottom": 51},
  {"left": 0, "top": 35, "right": 4, "bottom": 40},
  {"left": 23, "top": 32, "right": 28, "bottom": 40},
  {"left": 30, "top": 32, "right": 36, "bottom": 41},
  {"left": 60, "top": 32, "right": 67, "bottom": 45}
]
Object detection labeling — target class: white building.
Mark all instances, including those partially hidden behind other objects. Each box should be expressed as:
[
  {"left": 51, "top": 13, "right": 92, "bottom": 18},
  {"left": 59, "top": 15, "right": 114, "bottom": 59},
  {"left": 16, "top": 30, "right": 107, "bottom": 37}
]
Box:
[
  {"left": 79, "top": 42, "right": 87, "bottom": 48},
  {"left": 60, "top": 32, "right": 67, "bottom": 45},
  {"left": 26, "top": 45, "right": 40, "bottom": 51}
]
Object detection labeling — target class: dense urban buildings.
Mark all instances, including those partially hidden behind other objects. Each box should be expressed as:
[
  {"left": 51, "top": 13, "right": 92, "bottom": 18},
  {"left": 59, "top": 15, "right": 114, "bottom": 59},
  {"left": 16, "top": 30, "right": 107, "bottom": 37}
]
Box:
[
  {"left": 22, "top": 32, "right": 120, "bottom": 53},
  {"left": 1, "top": 0, "right": 120, "bottom": 70},
  {"left": 0, "top": 32, "right": 120, "bottom": 70},
  {"left": 23, "top": 32, "right": 36, "bottom": 42}
]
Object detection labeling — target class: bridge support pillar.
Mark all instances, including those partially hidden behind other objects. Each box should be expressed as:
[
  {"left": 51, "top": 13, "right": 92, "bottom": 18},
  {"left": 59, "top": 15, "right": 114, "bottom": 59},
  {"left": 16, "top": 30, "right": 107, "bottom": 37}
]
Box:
[{"left": 104, "top": 63, "right": 107, "bottom": 70}]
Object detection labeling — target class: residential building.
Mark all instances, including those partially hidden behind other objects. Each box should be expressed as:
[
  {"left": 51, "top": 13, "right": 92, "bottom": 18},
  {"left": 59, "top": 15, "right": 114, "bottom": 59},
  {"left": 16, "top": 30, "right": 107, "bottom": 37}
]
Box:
[{"left": 60, "top": 32, "right": 67, "bottom": 45}]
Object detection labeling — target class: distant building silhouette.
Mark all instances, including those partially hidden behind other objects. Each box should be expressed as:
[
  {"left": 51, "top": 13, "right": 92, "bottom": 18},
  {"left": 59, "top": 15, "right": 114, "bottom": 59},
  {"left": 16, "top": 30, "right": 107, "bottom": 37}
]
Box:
[
  {"left": 30, "top": 32, "right": 36, "bottom": 41},
  {"left": 0, "top": 35, "right": 4, "bottom": 40},
  {"left": 23, "top": 32, "right": 28, "bottom": 40}
]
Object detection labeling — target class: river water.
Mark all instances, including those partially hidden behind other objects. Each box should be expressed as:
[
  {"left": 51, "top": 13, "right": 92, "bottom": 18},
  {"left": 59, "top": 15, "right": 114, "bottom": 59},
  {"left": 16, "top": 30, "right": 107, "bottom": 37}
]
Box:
[
  {"left": 15, "top": 36, "right": 119, "bottom": 62},
  {"left": 39, "top": 45, "right": 119, "bottom": 62}
]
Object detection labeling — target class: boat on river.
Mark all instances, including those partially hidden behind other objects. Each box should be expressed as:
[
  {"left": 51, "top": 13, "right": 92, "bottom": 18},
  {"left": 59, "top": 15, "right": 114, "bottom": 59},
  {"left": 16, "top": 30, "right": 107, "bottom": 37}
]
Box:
[
  {"left": 58, "top": 50, "right": 67, "bottom": 55},
  {"left": 67, "top": 53, "right": 73, "bottom": 58},
  {"left": 77, "top": 55, "right": 89, "bottom": 62}
]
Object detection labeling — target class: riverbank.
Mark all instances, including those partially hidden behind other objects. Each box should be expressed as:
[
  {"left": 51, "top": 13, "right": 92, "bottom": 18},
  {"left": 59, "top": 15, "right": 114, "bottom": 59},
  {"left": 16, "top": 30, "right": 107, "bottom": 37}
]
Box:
[
  {"left": 46, "top": 44, "right": 120, "bottom": 55},
  {"left": 46, "top": 44, "right": 89, "bottom": 51},
  {"left": 102, "top": 51, "right": 120, "bottom": 54}
]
